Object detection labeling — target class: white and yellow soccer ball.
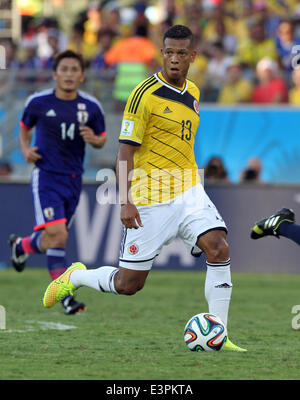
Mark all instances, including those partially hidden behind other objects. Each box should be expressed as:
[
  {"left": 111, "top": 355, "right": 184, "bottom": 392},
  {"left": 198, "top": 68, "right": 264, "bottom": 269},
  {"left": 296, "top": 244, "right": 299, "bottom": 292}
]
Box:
[{"left": 184, "top": 313, "right": 227, "bottom": 352}]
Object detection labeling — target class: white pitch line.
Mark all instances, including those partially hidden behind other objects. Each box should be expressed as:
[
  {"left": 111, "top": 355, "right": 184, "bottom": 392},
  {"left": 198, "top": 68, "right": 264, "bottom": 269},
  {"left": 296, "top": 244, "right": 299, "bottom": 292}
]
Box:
[
  {"left": 0, "top": 320, "right": 77, "bottom": 333},
  {"left": 27, "top": 320, "right": 77, "bottom": 330}
]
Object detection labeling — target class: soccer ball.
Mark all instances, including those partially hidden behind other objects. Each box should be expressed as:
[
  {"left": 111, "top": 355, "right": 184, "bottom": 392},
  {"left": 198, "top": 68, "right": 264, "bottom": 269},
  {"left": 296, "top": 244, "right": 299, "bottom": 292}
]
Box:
[{"left": 184, "top": 313, "right": 227, "bottom": 352}]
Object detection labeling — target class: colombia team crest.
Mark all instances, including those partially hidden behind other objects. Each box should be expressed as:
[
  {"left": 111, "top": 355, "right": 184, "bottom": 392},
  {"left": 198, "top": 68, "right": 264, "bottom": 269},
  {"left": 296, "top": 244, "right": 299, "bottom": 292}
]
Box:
[
  {"left": 128, "top": 244, "right": 139, "bottom": 255},
  {"left": 193, "top": 99, "right": 199, "bottom": 114}
]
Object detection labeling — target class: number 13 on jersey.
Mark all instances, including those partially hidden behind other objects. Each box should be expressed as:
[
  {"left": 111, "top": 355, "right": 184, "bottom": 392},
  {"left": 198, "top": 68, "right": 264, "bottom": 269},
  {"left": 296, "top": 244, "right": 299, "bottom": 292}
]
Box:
[{"left": 181, "top": 120, "right": 192, "bottom": 141}]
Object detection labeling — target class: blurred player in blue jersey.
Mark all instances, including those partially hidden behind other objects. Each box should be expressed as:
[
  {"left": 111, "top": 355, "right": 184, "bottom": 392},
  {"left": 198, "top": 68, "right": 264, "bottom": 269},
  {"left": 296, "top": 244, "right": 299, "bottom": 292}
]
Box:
[{"left": 9, "top": 50, "right": 106, "bottom": 314}]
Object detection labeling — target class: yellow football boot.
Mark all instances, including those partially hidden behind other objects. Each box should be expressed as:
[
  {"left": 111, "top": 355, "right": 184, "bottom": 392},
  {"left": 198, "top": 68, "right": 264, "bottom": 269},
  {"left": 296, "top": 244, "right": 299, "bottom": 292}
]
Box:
[
  {"left": 223, "top": 337, "right": 247, "bottom": 352},
  {"left": 43, "top": 262, "right": 86, "bottom": 308}
]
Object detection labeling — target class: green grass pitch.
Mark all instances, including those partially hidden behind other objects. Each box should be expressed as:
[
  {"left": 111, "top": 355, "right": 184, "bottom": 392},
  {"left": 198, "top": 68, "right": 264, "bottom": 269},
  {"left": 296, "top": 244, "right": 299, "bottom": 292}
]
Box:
[{"left": 1, "top": 268, "right": 300, "bottom": 380}]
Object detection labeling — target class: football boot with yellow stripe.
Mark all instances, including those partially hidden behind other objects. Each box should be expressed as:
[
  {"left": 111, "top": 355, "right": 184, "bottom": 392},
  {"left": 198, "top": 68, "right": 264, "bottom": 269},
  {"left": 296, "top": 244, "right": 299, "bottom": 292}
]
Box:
[{"left": 251, "top": 208, "right": 295, "bottom": 239}]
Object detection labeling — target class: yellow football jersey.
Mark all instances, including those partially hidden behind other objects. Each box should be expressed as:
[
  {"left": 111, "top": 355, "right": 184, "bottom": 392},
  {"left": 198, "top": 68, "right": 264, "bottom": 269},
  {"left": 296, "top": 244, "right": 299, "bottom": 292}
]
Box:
[
  {"left": 119, "top": 71, "right": 201, "bottom": 206},
  {"left": 289, "top": 87, "right": 300, "bottom": 106}
]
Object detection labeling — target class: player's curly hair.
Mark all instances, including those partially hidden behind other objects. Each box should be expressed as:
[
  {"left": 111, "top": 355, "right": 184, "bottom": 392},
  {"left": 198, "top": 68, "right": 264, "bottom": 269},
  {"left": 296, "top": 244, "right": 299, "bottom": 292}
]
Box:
[
  {"left": 53, "top": 50, "right": 85, "bottom": 72},
  {"left": 163, "top": 25, "right": 194, "bottom": 48}
]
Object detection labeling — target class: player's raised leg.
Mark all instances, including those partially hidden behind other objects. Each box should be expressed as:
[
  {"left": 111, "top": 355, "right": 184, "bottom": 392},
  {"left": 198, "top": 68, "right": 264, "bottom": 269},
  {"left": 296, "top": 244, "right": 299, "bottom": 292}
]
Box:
[
  {"left": 43, "top": 264, "right": 150, "bottom": 308},
  {"left": 73, "top": 266, "right": 150, "bottom": 295},
  {"left": 42, "top": 178, "right": 155, "bottom": 308},
  {"left": 40, "top": 223, "right": 68, "bottom": 279},
  {"left": 41, "top": 222, "right": 85, "bottom": 314}
]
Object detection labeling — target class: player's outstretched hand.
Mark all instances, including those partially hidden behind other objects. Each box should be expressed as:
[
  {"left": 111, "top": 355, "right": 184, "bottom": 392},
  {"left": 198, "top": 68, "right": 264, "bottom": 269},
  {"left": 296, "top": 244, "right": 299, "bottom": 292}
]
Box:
[
  {"left": 121, "top": 203, "right": 143, "bottom": 229},
  {"left": 24, "top": 146, "right": 42, "bottom": 163}
]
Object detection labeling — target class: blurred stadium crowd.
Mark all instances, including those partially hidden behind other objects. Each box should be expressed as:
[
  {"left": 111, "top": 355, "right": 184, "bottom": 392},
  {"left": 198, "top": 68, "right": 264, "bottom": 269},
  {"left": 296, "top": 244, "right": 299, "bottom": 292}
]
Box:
[
  {"left": 1, "top": 0, "right": 300, "bottom": 182},
  {"left": 2, "top": 0, "right": 300, "bottom": 105}
]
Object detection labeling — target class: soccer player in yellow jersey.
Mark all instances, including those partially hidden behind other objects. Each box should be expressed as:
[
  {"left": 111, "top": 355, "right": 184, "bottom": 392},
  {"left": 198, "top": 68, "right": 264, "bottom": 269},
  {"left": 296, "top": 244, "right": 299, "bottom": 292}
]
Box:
[{"left": 43, "top": 26, "right": 246, "bottom": 351}]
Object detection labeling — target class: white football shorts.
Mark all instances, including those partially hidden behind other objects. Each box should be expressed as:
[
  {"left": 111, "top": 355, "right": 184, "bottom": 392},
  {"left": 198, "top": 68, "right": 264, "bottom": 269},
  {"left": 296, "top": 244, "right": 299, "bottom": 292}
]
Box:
[{"left": 119, "top": 184, "right": 227, "bottom": 270}]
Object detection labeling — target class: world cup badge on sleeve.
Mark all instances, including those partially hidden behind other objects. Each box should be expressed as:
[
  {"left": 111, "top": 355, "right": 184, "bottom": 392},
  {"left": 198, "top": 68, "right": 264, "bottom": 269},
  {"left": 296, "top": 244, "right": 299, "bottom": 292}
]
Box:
[{"left": 121, "top": 120, "right": 134, "bottom": 136}]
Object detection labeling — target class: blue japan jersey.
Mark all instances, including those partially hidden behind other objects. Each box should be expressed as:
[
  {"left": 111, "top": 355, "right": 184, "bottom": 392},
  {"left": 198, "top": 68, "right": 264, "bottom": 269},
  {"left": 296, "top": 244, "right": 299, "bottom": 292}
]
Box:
[{"left": 20, "top": 89, "right": 106, "bottom": 175}]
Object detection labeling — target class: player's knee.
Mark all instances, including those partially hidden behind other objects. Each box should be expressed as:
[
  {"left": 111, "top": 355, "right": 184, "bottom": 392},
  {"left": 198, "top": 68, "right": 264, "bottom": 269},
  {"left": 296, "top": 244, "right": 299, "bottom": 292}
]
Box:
[
  {"left": 206, "top": 238, "right": 229, "bottom": 262},
  {"left": 116, "top": 281, "right": 145, "bottom": 296},
  {"left": 114, "top": 267, "right": 148, "bottom": 295},
  {"left": 45, "top": 228, "right": 68, "bottom": 248},
  {"left": 119, "top": 287, "right": 137, "bottom": 296}
]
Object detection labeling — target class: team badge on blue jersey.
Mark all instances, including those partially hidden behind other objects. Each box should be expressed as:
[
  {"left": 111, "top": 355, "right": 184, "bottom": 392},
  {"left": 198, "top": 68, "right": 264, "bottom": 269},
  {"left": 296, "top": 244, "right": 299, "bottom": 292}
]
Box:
[
  {"left": 77, "top": 111, "right": 89, "bottom": 125},
  {"left": 44, "top": 207, "right": 55, "bottom": 220}
]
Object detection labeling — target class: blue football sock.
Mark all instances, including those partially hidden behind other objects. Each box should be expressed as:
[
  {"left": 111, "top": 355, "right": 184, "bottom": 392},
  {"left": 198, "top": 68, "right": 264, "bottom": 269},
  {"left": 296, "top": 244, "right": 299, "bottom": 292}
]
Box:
[
  {"left": 277, "top": 221, "right": 300, "bottom": 246},
  {"left": 46, "top": 248, "right": 71, "bottom": 304},
  {"left": 16, "top": 231, "right": 43, "bottom": 256},
  {"left": 29, "top": 231, "right": 43, "bottom": 253},
  {"left": 46, "top": 248, "right": 67, "bottom": 281}
]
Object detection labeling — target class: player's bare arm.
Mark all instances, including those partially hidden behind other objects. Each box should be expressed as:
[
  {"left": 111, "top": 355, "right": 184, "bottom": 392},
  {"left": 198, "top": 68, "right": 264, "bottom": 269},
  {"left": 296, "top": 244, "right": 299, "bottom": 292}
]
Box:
[
  {"left": 79, "top": 125, "right": 106, "bottom": 148},
  {"left": 19, "top": 125, "right": 42, "bottom": 163},
  {"left": 117, "top": 143, "right": 143, "bottom": 229}
]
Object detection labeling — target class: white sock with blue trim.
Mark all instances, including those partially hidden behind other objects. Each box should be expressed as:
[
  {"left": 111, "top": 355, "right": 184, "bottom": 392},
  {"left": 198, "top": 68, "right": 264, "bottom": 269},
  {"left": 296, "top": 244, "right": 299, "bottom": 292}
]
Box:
[
  {"left": 70, "top": 266, "right": 118, "bottom": 294},
  {"left": 204, "top": 258, "right": 232, "bottom": 327}
]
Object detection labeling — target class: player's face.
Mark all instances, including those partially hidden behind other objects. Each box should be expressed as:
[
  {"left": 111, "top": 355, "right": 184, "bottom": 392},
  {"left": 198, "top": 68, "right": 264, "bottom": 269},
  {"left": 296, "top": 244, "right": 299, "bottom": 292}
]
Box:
[
  {"left": 53, "top": 58, "right": 85, "bottom": 93},
  {"left": 161, "top": 38, "right": 196, "bottom": 86}
]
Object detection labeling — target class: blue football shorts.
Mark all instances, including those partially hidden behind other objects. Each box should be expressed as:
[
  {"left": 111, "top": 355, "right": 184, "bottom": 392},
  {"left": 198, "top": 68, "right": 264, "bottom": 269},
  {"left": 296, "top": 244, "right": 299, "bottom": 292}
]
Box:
[{"left": 30, "top": 167, "right": 82, "bottom": 231}]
